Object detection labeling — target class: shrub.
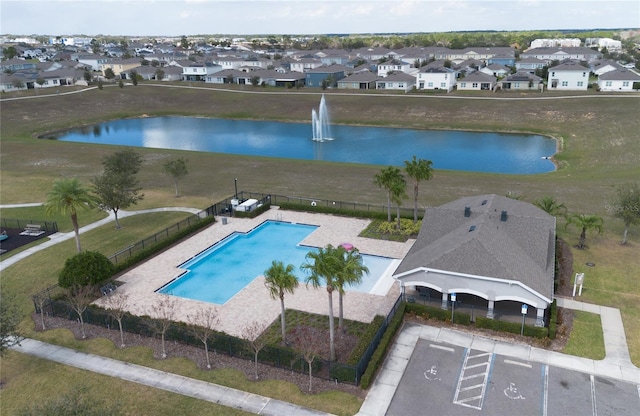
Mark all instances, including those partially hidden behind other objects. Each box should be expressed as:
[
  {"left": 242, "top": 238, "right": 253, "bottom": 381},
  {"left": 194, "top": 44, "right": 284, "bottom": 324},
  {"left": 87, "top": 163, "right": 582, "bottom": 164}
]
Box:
[{"left": 59, "top": 251, "right": 115, "bottom": 288}]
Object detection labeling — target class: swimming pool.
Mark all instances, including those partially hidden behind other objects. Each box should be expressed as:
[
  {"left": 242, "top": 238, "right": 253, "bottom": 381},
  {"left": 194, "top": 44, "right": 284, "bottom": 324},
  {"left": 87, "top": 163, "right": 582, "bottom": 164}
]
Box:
[{"left": 157, "top": 220, "right": 395, "bottom": 304}]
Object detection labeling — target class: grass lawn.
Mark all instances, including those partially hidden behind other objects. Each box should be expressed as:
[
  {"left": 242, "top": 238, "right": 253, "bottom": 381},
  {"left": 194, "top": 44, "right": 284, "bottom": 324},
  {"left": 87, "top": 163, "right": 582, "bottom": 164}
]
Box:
[
  {"left": 562, "top": 311, "right": 606, "bottom": 360},
  {"left": 1, "top": 85, "right": 638, "bottom": 413}
]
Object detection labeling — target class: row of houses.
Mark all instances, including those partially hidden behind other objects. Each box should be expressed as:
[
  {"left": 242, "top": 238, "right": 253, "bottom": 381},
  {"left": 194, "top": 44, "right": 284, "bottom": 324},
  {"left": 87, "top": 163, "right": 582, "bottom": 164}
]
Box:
[{"left": 2, "top": 44, "right": 639, "bottom": 92}]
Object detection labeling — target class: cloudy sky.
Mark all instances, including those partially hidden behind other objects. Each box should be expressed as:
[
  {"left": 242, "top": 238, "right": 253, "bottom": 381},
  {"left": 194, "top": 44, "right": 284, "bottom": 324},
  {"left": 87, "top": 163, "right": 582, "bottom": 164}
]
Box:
[{"left": 1, "top": 0, "right": 638, "bottom": 37}]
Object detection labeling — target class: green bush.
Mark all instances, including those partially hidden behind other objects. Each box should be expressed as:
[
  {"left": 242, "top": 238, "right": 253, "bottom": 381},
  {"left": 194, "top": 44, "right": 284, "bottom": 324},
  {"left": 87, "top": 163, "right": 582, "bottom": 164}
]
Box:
[
  {"left": 405, "top": 302, "right": 471, "bottom": 325},
  {"left": 346, "top": 315, "right": 385, "bottom": 365},
  {"left": 474, "top": 316, "right": 548, "bottom": 338},
  {"left": 548, "top": 299, "right": 558, "bottom": 339},
  {"left": 59, "top": 251, "right": 115, "bottom": 288},
  {"left": 233, "top": 202, "right": 271, "bottom": 218},
  {"left": 360, "top": 302, "right": 406, "bottom": 389}
]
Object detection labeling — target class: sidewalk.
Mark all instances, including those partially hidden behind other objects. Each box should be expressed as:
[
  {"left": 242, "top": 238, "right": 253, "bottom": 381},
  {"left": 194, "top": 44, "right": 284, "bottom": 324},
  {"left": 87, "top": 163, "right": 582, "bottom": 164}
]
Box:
[
  {"left": 12, "top": 338, "right": 334, "bottom": 416},
  {"left": 357, "top": 297, "right": 640, "bottom": 416}
]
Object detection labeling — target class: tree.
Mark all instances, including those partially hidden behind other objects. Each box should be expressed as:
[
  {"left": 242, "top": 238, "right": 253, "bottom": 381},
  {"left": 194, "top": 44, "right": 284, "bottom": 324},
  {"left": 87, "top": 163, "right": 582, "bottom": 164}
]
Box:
[
  {"left": 302, "top": 245, "right": 341, "bottom": 361},
  {"left": 44, "top": 178, "right": 98, "bottom": 252},
  {"left": 65, "top": 285, "right": 95, "bottom": 339},
  {"left": 83, "top": 69, "right": 93, "bottom": 83},
  {"left": 102, "top": 292, "right": 129, "bottom": 348},
  {"left": 290, "top": 326, "right": 329, "bottom": 392},
  {"left": 130, "top": 70, "right": 138, "bottom": 85},
  {"left": 104, "top": 67, "right": 116, "bottom": 80},
  {"left": 610, "top": 182, "right": 640, "bottom": 245},
  {"left": 263, "top": 260, "right": 299, "bottom": 343},
  {"left": 59, "top": 251, "right": 115, "bottom": 288},
  {"left": 145, "top": 295, "right": 176, "bottom": 358},
  {"left": 334, "top": 246, "right": 369, "bottom": 332},
  {"left": 35, "top": 77, "right": 46, "bottom": 92},
  {"left": 155, "top": 68, "right": 165, "bottom": 81},
  {"left": 92, "top": 149, "right": 144, "bottom": 229},
  {"left": 566, "top": 213, "right": 604, "bottom": 249},
  {"left": 2, "top": 46, "right": 18, "bottom": 59},
  {"left": 162, "top": 157, "right": 189, "bottom": 197},
  {"left": 250, "top": 75, "right": 260, "bottom": 86},
  {"left": 534, "top": 196, "right": 567, "bottom": 218},
  {"left": 404, "top": 156, "right": 434, "bottom": 223},
  {"left": 187, "top": 307, "right": 219, "bottom": 369},
  {"left": 374, "top": 166, "right": 406, "bottom": 223},
  {"left": 1, "top": 290, "right": 22, "bottom": 356},
  {"left": 242, "top": 321, "right": 268, "bottom": 380}
]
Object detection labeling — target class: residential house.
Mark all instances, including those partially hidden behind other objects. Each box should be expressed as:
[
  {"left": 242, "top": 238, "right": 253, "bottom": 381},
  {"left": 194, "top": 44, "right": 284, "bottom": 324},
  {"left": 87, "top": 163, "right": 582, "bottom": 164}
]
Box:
[
  {"left": 498, "top": 72, "right": 544, "bottom": 91},
  {"left": 304, "top": 64, "right": 348, "bottom": 88},
  {"left": 416, "top": 65, "right": 457, "bottom": 92},
  {"left": 515, "top": 57, "right": 547, "bottom": 73},
  {"left": 251, "top": 69, "right": 306, "bottom": 87},
  {"left": 101, "top": 58, "right": 145, "bottom": 77},
  {"left": 336, "top": 71, "right": 379, "bottom": 90},
  {"left": 376, "top": 72, "right": 416, "bottom": 92},
  {"left": 39, "top": 68, "right": 88, "bottom": 87},
  {"left": 393, "top": 194, "right": 556, "bottom": 327},
  {"left": 597, "top": 69, "right": 640, "bottom": 92},
  {"left": 289, "top": 58, "right": 324, "bottom": 73},
  {"left": 447, "top": 47, "right": 516, "bottom": 64},
  {"left": 158, "top": 66, "right": 183, "bottom": 82},
  {"left": 182, "top": 61, "right": 223, "bottom": 81},
  {"left": 457, "top": 72, "right": 497, "bottom": 91},
  {"left": 521, "top": 47, "right": 601, "bottom": 64},
  {"left": 590, "top": 60, "right": 625, "bottom": 76},
  {"left": 77, "top": 54, "right": 113, "bottom": 72},
  {"left": 488, "top": 54, "right": 516, "bottom": 67},
  {"left": 547, "top": 61, "right": 589, "bottom": 90},
  {"left": 204, "top": 69, "right": 246, "bottom": 84},
  {"left": 0, "top": 73, "right": 28, "bottom": 92},
  {"left": 377, "top": 59, "right": 411, "bottom": 77},
  {"left": 0, "top": 58, "right": 37, "bottom": 72},
  {"left": 355, "top": 46, "right": 394, "bottom": 61},
  {"left": 479, "top": 63, "right": 510, "bottom": 78}
]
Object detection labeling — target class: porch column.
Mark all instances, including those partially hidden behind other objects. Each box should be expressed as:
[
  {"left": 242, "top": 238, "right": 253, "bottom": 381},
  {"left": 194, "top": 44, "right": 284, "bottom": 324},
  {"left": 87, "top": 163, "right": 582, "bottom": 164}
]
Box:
[
  {"left": 441, "top": 293, "right": 449, "bottom": 310},
  {"left": 487, "top": 300, "right": 495, "bottom": 319},
  {"left": 536, "top": 308, "right": 545, "bottom": 327}
]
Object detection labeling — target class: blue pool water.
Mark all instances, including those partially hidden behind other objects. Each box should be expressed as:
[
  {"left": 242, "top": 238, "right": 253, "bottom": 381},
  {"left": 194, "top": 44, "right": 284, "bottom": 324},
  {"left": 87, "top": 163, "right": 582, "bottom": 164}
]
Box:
[
  {"left": 158, "top": 221, "right": 394, "bottom": 304},
  {"left": 52, "top": 116, "right": 556, "bottom": 174}
]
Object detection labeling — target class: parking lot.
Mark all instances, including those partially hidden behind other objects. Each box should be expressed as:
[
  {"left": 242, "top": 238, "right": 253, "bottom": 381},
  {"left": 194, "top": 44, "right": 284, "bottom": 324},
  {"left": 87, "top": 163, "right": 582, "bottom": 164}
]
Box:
[{"left": 386, "top": 338, "right": 640, "bottom": 416}]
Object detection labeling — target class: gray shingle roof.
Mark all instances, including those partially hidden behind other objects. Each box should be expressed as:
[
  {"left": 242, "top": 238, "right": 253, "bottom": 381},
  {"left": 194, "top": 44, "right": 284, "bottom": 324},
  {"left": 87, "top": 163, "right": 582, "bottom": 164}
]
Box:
[{"left": 394, "top": 194, "right": 555, "bottom": 299}]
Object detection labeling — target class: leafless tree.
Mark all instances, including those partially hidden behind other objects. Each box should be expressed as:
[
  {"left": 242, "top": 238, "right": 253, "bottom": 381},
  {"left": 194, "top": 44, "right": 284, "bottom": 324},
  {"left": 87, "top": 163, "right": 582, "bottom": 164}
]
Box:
[
  {"left": 145, "top": 295, "right": 177, "bottom": 358},
  {"left": 65, "top": 285, "right": 95, "bottom": 339},
  {"left": 242, "top": 321, "right": 268, "bottom": 380},
  {"left": 290, "top": 325, "right": 329, "bottom": 392},
  {"left": 33, "top": 293, "right": 49, "bottom": 330},
  {"left": 186, "top": 307, "right": 219, "bottom": 369},
  {"left": 102, "top": 292, "right": 129, "bottom": 348}
]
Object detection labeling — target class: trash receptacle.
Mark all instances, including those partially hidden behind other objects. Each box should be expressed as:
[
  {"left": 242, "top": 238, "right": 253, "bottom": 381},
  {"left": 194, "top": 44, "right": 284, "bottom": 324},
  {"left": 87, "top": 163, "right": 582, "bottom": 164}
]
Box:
[{"left": 222, "top": 217, "right": 228, "bottom": 225}]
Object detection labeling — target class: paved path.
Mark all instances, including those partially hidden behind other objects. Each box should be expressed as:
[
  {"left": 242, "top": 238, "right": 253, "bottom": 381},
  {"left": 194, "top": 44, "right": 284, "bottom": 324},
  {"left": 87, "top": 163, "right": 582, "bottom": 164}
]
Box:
[
  {"left": 357, "top": 297, "right": 640, "bottom": 416},
  {"left": 11, "top": 338, "right": 333, "bottom": 416},
  {"left": 0, "top": 206, "right": 202, "bottom": 272}
]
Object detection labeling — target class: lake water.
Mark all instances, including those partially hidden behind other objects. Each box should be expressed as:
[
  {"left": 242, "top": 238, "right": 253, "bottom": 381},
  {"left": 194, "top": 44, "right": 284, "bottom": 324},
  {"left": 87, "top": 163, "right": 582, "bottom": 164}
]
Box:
[{"left": 51, "top": 116, "right": 556, "bottom": 174}]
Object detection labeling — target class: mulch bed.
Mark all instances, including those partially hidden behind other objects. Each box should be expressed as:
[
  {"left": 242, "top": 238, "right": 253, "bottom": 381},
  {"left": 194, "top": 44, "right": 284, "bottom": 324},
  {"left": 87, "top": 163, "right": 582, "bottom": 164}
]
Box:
[{"left": 0, "top": 227, "right": 56, "bottom": 255}]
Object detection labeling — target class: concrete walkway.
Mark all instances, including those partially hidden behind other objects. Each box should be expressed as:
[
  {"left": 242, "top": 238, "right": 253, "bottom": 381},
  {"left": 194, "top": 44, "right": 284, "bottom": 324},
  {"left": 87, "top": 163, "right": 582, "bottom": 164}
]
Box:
[
  {"left": 357, "top": 297, "right": 640, "bottom": 416},
  {"left": 11, "top": 338, "right": 334, "bottom": 416},
  {"left": 0, "top": 206, "right": 202, "bottom": 272}
]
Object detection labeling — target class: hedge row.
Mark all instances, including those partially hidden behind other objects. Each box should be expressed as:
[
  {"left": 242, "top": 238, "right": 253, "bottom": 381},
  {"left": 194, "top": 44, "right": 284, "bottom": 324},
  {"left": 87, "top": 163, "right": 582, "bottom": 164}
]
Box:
[
  {"left": 547, "top": 299, "right": 558, "bottom": 340},
  {"left": 346, "top": 315, "right": 385, "bottom": 366},
  {"left": 474, "top": 316, "right": 548, "bottom": 338},
  {"left": 232, "top": 202, "right": 271, "bottom": 219},
  {"left": 405, "top": 302, "right": 472, "bottom": 326},
  {"left": 359, "top": 302, "right": 407, "bottom": 389}
]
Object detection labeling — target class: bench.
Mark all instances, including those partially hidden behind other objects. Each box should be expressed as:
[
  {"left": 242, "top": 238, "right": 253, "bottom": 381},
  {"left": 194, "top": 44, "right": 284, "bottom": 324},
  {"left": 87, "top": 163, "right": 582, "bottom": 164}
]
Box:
[{"left": 20, "top": 224, "right": 45, "bottom": 236}]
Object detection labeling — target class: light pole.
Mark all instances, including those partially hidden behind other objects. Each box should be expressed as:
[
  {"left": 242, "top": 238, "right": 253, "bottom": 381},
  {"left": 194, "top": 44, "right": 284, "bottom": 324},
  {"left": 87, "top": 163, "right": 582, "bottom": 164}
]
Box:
[
  {"left": 234, "top": 177, "right": 238, "bottom": 201},
  {"left": 521, "top": 304, "right": 528, "bottom": 336},
  {"left": 450, "top": 292, "right": 456, "bottom": 324}
]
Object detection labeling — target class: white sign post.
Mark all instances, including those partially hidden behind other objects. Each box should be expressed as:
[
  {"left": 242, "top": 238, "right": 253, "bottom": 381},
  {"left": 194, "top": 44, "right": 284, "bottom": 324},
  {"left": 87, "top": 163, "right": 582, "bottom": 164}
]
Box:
[{"left": 572, "top": 273, "right": 585, "bottom": 297}]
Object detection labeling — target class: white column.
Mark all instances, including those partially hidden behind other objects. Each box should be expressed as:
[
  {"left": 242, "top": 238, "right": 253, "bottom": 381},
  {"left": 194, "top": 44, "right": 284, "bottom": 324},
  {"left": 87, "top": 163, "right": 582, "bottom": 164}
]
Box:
[
  {"left": 536, "top": 308, "right": 545, "bottom": 327},
  {"left": 487, "top": 300, "right": 495, "bottom": 319},
  {"left": 441, "top": 293, "right": 448, "bottom": 310}
]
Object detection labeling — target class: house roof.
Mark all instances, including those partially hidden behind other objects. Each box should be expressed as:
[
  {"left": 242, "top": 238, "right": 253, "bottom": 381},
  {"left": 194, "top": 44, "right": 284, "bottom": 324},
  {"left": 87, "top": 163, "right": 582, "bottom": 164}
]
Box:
[
  {"left": 393, "top": 194, "right": 555, "bottom": 299},
  {"left": 461, "top": 71, "right": 496, "bottom": 83},
  {"left": 549, "top": 61, "right": 589, "bottom": 71},
  {"left": 598, "top": 69, "right": 640, "bottom": 81},
  {"left": 380, "top": 72, "right": 416, "bottom": 82},
  {"left": 338, "top": 71, "right": 379, "bottom": 82},
  {"left": 503, "top": 72, "right": 542, "bottom": 82}
]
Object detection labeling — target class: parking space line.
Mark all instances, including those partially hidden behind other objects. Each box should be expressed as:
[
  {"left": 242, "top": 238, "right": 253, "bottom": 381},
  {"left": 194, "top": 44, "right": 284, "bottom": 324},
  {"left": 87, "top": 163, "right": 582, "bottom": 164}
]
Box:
[
  {"left": 453, "top": 349, "right": 494, "bottom": 410},
  {"left": 504, "top": 359, "right": 532, "bottom": 368},
  {"left": 590, "top": 375, "right": 597, "bottom": 416},
  {"left": 542, "top": 365, "right": 549, "bottom": 416}
]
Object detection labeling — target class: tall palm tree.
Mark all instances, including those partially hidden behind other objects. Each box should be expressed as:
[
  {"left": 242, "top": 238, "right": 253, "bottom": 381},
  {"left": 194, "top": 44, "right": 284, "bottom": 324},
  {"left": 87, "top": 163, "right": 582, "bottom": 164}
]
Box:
[
  {"left": 44, "top": 178, "right": 97, "bottom": 253},
  {"left": 301, "top": 245, "right": 339, "bottom": 361},
  {"left": 374, "top": 166, "right": 407, "bottom": 226},
  {"left": 264, "top": 260, "right": 299, "bottom": 343},
  {"left": 334, "top": 246, "right": 369, "bottom": 332},
  {"left": 404, "top": 156, "right": 434, "bottom": 223},
  {"left": 567, "top": 213, "right": 604, "bottom": 249},
  {"left": 534, "top": 196, "right": 567, "bottom": 218}
]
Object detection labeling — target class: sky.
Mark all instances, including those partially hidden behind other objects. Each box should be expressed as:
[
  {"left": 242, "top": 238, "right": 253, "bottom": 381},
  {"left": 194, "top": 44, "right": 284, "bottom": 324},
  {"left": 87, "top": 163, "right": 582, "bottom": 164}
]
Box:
[{"left": 1, "top": 0, "right": 638, "bottom": 37}]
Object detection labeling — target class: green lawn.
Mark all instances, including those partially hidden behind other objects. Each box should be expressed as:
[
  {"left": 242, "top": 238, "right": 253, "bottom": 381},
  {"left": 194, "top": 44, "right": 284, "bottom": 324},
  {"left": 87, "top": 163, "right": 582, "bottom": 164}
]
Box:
[{"left": 1, "top": 85, "right": 638, "bottom": 414}]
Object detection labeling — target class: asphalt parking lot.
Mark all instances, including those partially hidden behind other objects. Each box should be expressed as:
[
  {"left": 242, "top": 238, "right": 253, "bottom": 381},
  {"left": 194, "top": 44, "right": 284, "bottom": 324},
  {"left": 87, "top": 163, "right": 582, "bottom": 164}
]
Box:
[{"left": 386, "top": 338, "right": 640, "bottom": 416}]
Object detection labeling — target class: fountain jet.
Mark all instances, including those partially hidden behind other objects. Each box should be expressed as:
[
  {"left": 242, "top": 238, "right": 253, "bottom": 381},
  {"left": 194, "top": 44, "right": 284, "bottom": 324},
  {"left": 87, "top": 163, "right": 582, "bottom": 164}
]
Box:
[{"left": 311, "top": 95, "right": 333, "bottom": 142}]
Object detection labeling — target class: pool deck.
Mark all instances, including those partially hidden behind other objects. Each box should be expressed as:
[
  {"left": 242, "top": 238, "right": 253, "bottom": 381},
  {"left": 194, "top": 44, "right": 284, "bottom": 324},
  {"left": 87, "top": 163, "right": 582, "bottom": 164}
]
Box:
[{"left": 96, "top": 207, "right": 415, "bottom": 338}]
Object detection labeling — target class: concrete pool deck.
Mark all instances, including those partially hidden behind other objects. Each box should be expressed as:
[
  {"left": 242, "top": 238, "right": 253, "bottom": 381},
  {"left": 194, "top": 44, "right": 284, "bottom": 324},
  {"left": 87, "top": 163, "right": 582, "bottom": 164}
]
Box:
[{"left": 97, "top": 207, "right": 415, "bottom": 338}]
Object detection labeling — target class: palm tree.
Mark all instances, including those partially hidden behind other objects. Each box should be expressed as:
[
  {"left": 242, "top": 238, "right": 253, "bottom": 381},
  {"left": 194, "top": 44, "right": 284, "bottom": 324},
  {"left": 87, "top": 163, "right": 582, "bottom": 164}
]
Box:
[
  {"left": 301, "top": 245, "right": 340, "bottom": 361},
  {"left": 375, "top": 166, "right": 407, "bottom": 226},
  {"left": 567, "top": 213, "right": 604, "bottom": 249},
  {"left": 404, "top": 156, "right": 434, "bottom": 223},
  {"left": 263, "top": 260, "right": 299, "bottom": 343},
  {"left": 534, "top": 196, "right": 567, "bottom": 218},
  {"left": 334, "top": 246, "right": 369, "bottom": 332},
  {"left": 44, "top": 178, "right": 97, "bottom": 253}
]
